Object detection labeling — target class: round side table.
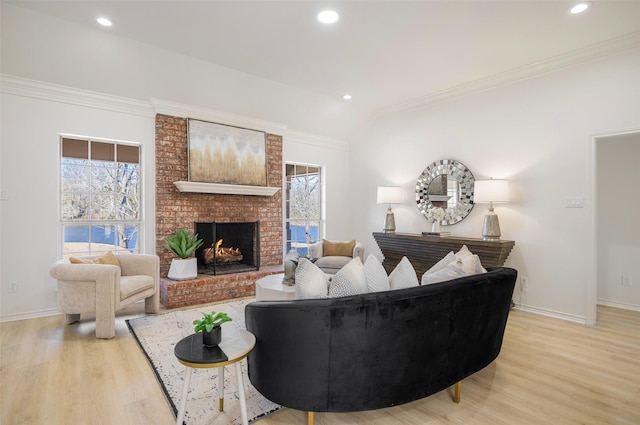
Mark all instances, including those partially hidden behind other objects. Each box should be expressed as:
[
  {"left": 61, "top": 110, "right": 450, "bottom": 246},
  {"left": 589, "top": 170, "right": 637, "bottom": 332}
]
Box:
[{"left": 174, "top": 327, "right": 256, "bottom": 425}]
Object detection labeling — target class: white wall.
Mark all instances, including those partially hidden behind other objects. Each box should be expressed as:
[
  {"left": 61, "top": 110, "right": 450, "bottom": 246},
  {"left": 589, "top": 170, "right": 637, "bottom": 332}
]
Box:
[
  {"left": 0, "top": 86, "right": 156, "bottom": 320},
  {"left": 350, "top": 48, "right": 640, "bottom": 321},
  {"left": 596, "top": 132, "right": 640, "bottom": 310}
]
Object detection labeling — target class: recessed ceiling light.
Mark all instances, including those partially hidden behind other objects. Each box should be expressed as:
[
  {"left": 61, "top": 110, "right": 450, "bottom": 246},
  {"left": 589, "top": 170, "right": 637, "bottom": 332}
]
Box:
[
  {"left": 318, "top": 10, "right": 339, "bottom": 24},
  {"left": 342, "top": 94, "right": 352, "bottom": 100},
  {"left": 569, "top": 2, "right": 591, "bottom": 14},
  {"left": 97, "top": 17, "right": 112, "bottom": 27}
]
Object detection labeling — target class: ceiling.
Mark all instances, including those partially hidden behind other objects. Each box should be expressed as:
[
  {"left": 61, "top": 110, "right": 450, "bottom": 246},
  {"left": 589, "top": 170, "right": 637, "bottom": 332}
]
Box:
[{"left": 7, "top": 1, "right": 640, "bottom": 116}]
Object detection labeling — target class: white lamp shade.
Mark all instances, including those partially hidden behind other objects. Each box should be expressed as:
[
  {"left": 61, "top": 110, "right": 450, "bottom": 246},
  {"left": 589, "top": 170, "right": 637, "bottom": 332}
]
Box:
[
  {"left": 377, "top": 186, "right": 403, "bottom": 204},
  {"left": 474, "top": 180, "right": 509, "bottom": 203}
]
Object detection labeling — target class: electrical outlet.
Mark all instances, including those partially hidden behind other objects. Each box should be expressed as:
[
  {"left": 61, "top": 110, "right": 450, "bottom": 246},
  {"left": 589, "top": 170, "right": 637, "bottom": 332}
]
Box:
[
  {"left": 8, "top": 281, "right": 18, "bottom": 293},
  {"left": 622, "top": 276, "right": 632, "bottom": 287},
  {"left": 521, "top": 276, "right": 529, "bottom": 289}
]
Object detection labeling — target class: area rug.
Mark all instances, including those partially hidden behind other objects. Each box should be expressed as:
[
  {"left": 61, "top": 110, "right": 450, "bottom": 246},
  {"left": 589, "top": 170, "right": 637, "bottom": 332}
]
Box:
[{"left": 126, "top": 299, "right": 282, "bottom": 425}]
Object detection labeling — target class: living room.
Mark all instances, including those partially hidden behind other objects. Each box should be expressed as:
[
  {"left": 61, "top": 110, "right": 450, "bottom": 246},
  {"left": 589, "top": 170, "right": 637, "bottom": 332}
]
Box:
[{"left": 1, "top": 2, "right": 639, "bottom": 424}]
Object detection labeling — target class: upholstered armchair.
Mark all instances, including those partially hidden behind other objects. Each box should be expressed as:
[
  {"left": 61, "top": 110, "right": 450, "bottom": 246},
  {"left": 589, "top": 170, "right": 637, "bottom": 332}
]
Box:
[
  {"left": 49, "top": 253, "right": 160, "bottom": 339},
  {"left": 308, "top": 239, "right": 365, "bottom": 274}
]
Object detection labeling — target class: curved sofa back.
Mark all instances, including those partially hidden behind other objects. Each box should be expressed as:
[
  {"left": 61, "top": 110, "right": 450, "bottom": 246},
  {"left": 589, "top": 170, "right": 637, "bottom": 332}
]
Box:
[{"left": 245, "top": 267, "right": 517, "bottom": 413}]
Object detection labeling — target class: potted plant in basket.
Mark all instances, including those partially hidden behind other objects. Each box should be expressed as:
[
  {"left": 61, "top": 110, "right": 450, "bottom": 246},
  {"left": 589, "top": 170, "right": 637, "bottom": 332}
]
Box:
[
  {"left": 193, "top": 310, "right": 232, "bottom": 347},
  {"left": 164, "top": 229, "right": 204, "bottom": 281}
]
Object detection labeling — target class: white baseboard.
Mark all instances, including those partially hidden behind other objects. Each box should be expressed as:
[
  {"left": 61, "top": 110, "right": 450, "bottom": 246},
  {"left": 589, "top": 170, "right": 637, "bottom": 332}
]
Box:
[
  {"left": 597, "top": 299, "right": 640, "bottom": 312},
  {"left": 1, "top": 308, "right": 61, "bottom": 323},
  {"left": 512, "top": 303, "right": 587, "bottom": 324}
]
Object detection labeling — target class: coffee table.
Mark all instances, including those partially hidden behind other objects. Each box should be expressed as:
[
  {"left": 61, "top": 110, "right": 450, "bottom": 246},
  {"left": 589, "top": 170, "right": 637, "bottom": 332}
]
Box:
[
  {"left": 255, "top": 273, "right": 295, "bottom": 301},
  {"left": 173, "top": 327, "right": 256, "bottom": 425}
]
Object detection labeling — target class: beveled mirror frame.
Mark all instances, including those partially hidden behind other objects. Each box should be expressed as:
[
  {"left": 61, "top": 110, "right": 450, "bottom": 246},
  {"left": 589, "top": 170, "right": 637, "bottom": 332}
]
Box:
[{"left": 415, "top": 159, "right": 475, "bottom": 225}]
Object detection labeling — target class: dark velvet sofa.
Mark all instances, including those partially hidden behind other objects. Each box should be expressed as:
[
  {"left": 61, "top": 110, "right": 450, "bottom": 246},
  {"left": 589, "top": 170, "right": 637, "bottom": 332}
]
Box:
[{"left": 244, "top": 266, "right": 517, "bottom": 424}]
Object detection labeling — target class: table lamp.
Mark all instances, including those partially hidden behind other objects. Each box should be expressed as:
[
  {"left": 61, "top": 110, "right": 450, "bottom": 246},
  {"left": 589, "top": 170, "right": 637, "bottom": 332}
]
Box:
[
  {"left": 377, "top": 186, "right": 403, "bottom": 233},
  {"left": 473, "top": 179, "right": 509, "bottom": 241}
]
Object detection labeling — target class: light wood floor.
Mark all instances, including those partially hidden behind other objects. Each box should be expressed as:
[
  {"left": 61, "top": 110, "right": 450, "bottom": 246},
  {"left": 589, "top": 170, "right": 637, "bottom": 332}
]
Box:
[{"left": 1, "top": 304, "right": 639, "bottom": 425}]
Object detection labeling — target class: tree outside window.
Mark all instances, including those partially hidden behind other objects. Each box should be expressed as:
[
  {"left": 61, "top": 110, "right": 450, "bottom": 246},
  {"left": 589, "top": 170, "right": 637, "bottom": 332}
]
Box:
[
  {"left": 285, "top": 163, "right": 323, "bottom": 256},
  {"left": 60, "top": 137, "right": 141, "bottom": 257}
]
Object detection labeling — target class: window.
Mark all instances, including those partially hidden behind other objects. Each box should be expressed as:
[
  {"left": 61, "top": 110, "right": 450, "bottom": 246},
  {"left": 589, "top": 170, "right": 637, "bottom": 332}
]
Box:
[
  {"left": 285, "top": 163, "right": 323, "bottom": 256},
  {"left": 60, "top": 137, "right": 141, "bottom": 257}
]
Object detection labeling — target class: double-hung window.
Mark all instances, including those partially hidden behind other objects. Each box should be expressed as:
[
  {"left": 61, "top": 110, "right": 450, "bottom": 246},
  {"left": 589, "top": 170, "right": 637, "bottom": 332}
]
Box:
[
  {"left": 60, "top": 137, "right": 141, "bottom": 257},
  {"left": 284, "top": 163, "right": 323, "bottom": 256}
]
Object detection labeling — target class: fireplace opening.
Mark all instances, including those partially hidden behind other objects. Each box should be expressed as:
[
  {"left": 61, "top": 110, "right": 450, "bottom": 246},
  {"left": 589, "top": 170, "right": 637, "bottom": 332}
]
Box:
[{"left": 195, "top": 221, "right": 260, "bottom": 275}]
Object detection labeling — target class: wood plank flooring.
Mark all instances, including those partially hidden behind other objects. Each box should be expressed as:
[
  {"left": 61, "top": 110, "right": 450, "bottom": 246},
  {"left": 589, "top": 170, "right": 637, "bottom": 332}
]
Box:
[{"left": 1, "top": 304, "right": 638, "bottom": 425}]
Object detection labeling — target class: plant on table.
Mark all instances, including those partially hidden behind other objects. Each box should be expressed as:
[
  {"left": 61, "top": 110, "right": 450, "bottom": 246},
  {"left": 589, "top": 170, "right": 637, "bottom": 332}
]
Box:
[{"left": 193, "top": 310, "right": 232, "bottom": 333}]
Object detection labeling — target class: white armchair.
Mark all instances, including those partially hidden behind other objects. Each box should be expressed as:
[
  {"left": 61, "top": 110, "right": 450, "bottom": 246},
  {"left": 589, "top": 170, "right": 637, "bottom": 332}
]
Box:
[
  {"left": 49, "top": 253, "right": 160, "bottom": 339},
  {"left": 308, "top": 239, "right": 365, "bottom": 274}
]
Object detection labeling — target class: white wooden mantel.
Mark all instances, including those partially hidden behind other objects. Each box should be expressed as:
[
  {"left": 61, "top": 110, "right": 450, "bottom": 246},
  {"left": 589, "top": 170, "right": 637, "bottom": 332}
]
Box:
[{"left": 173, "top": 181, "right": 280, "bottom": 196}]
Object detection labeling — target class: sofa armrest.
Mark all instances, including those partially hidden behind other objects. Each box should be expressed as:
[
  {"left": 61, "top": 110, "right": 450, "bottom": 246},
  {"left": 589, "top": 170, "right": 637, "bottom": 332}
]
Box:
[
  {"left": 117, "top": 254, "right": 159, "bottom": 281},
  {"left": 50, "top": 262, "right": 120, "bottom": 282}
]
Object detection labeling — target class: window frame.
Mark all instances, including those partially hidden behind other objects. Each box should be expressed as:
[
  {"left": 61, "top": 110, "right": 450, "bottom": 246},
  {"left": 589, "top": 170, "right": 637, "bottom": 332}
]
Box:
[
  {"left": 284, "top": 162, "right": 324, "bottom": 257},
  {"left": 58, "top": 135, "right": 143, "bottom": 258}
]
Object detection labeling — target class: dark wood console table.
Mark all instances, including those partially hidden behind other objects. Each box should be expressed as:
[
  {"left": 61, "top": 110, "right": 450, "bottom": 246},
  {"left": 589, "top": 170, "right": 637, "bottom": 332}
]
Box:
[{"left": 372, "top": 232, "right": 515, "bottom": 277}]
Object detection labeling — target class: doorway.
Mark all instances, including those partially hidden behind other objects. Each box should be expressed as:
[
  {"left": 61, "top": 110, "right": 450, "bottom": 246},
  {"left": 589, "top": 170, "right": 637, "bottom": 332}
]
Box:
[{"left": 589, "top": 130, "right": 640, "bottom": 325}]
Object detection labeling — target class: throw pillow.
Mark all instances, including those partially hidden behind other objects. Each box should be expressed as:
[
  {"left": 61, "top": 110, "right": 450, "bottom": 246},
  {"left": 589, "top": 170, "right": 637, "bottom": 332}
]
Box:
[
  {"left": 363, "top": 253, "right": 390, "bottom": 292},
  {"left": 329, "top": 257, "right": 368, "bottom": 297},
  {"left": 423, "top": 251, "right": 456, "bottom": 276},
  {"left": 455, "top": 245, "right": 472, "bottom": 260},
  {"left": 389, "top": 256, "right": 419, "bottom": 290},
  {"left": 461, "top": 254, "right": 487, "bottom": 275},
  {"left": 94, "top": 251, "right": 121, "bottom": 267},
  {"left": 323, "top": 239, "right": 356, "bottom": 257},
  {"left": 295, "top": 258, "right": 328, "bottom": 299},
  {"left": 421, "top": 260, "right": 467, "bottom": 285},
  {"left": 69, "top": 251, "right": 121, "bottom": 267},
  {"left": 69, "top": 256, "right": 90, "bottom": 264}
]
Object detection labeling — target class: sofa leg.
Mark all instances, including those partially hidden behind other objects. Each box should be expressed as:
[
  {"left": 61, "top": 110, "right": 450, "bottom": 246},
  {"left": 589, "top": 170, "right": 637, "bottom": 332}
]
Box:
[
  {"left": 307, "top": 411, "right": 314, "bottom": 425},
  {"left": 454, "top": 381, "right": 461, "bottom": 403}
]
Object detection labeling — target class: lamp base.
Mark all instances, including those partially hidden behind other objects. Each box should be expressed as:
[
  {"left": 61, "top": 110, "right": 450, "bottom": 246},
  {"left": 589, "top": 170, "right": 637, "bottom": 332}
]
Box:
[
  {"left": 383, "top": 207, "right": 396, "bottom": 233},
  {"left": 482, "top": 209, "right": 501, "bottom": 241}
]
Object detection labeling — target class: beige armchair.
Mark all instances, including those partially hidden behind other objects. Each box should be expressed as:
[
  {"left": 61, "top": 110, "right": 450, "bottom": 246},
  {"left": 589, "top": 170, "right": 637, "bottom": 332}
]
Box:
[
  {"left": 308, "top": 239, "right": 365, "bottom": 274},
  {"left": 49, "top": 253, "right": 160, "bottom": 339}
]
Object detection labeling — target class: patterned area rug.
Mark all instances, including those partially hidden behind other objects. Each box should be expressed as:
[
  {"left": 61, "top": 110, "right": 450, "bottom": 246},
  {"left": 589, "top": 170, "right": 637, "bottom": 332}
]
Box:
[{"left": 126, "top": 299, "right": 282, "bottom": 425}]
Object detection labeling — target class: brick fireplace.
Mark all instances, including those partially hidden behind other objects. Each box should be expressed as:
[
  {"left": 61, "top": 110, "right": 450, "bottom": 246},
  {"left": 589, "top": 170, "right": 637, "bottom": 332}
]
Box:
[{"left": 155, "top": 114, "right": 283, "bottom": 308}]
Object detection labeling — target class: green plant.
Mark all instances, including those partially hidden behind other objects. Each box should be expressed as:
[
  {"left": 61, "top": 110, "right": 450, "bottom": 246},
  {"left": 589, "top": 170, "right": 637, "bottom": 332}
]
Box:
[
  {"left": 193, "top": 310, "right": 232, "bottom": 333},
  {"left": 164, "top": 229, "right": 203, "bottom": 259}
]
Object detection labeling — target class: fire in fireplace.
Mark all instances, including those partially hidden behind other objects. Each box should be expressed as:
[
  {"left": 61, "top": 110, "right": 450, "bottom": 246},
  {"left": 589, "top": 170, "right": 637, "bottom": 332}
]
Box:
[{"left": 195, "top": 221, "right": 260, "bottom": 275}]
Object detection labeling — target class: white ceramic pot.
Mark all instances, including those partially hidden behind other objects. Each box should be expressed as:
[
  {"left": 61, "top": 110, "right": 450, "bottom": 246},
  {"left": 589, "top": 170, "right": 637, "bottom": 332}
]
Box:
[{"left": 168, "top": 257, "right": 198, "bottom": 280}]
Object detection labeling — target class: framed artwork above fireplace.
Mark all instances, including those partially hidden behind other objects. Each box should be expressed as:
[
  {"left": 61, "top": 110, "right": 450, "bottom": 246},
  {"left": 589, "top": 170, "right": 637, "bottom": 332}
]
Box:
[{"left": 187, "top": 118, "right": 267, "bottom": 186}]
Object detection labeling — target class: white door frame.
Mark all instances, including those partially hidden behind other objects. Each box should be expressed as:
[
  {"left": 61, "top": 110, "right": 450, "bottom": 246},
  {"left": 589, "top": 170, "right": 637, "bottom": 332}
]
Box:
[{"left": 588, "top": 128, "right": 640, "bottom": 326}]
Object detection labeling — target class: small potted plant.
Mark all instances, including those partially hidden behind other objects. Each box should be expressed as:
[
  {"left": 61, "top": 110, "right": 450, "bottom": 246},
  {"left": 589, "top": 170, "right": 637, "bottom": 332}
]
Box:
[
  {"left": 164, "top": 229, "right": 204, "bottom": 280},
  {"left": 193, "top": 310, "right": 232, "bottom": 347}
]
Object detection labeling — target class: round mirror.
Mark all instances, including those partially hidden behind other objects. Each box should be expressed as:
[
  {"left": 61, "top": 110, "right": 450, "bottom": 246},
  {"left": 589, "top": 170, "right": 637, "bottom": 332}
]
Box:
[{"left": 416, "top": 159, "right": 475, "bottom": 225}]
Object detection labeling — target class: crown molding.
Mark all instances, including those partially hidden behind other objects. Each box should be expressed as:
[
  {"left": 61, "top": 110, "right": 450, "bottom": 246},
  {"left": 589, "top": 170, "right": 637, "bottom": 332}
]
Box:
[
  {"left": 151, "top": 98, "right": 288, "bottom": 135},
  {"left": 284, "top": 128, "right": 350, "bottom": 151},
  {"left": 378, "top": 31, "right": 640, "bottom": 117},
  {"left": 0, "top": 74, "right": 155, "bottom": 117}
]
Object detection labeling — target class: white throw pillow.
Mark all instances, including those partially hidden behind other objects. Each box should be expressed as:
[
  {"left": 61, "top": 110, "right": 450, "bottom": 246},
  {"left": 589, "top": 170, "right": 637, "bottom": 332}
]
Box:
[
  {"left": 421, "top": 260, "right": 467, "bottom": 285},
  {"left": 389, "top": 256, "right": 419, "bottom": 290},
  {"left": 423, "top": 251, "right": 455, "bottom": 276},
  {"left": 329, "top": 257, "right": 368, "bottom": 297},
  {"left": 295, "top": 258, "right": 328, "bottom": 299},
  {"left": 455, "top": 245, "right": 472, "bottom": 260},
  {"left": 461, "top": 254, "right": 487, "bottom": 275},
  {"left": 363, "top": 254, "right": 390, "bottom": 292}
]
